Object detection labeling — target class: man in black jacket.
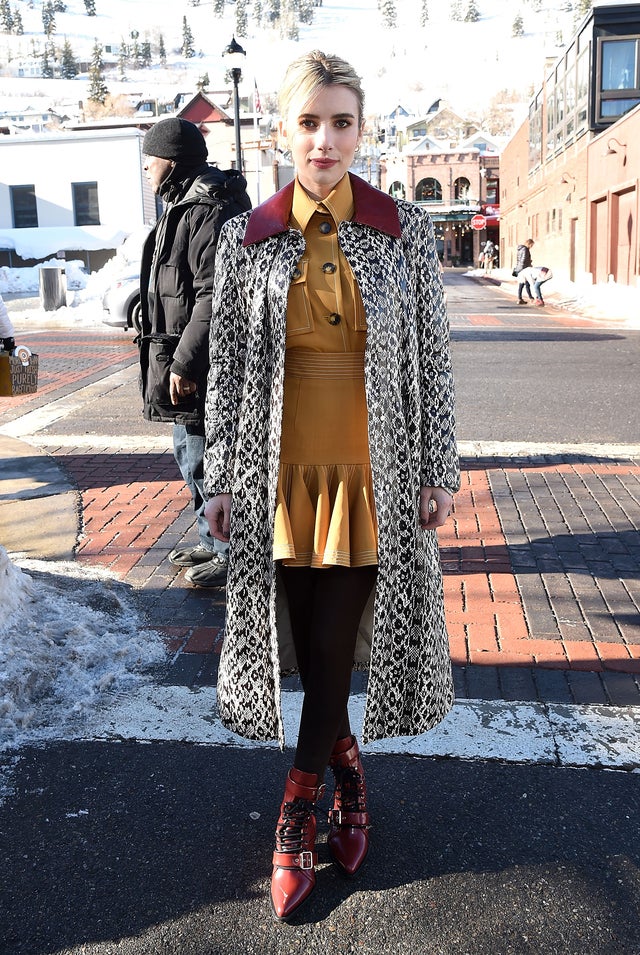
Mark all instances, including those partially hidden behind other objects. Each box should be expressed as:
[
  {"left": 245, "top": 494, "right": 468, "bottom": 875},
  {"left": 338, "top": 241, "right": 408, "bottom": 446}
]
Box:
[{"left": 139, "top": 118, "right": 251, "bottom": 586}]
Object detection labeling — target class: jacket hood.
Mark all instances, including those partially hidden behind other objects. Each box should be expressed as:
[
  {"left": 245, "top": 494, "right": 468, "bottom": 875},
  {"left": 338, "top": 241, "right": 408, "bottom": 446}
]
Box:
[{"left": 159, "top": 163, "right": 251, "bottom": 211}]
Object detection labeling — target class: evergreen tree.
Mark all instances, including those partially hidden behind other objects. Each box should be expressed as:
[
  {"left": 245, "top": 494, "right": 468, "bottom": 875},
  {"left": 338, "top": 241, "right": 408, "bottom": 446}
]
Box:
[
  {"left": 420, "top": 0, "right": 429, "bottom": 27},
  {"left": 42, "top": 1, "right": 56, "bottom": 35},
  {"left": 130, "top": 29, "right": 142, "bottom": 69},
  {"left": 512, "top": 14, "right": 524, "bottom": 37},
  {"left": 41, "top": 45, "right": 54, "bottom": 78},
  {"left": 60, "top": 37, "right": 78, "bottom": 77},
  {"left": 141, "top": 39, "right": 152, "bottom": 67},
  {"left": 181, "top": 16, "right": 195, "bottom": 57},
  {"left": 84, "top": 0, "right": 96, "bottom": 14},
  {"left": 266, "top": 0, "right": 280, "bottom": 26},
  {"left": 88, "top": 40, "right": 109, "bottom": 104},
  {"left": 0, "top": 0, "right": 13, "bottom": 31},
  {"left": 12, "top": 6, "right": 23, "bottom": 33},
  {"left": 213, "top": 0, "right": 225, "bottom": 16},
  {"left": 196, "top": 71, "right": 209, "bottom": 90},
  {"left": 253, "top": 0, "right": 262, "bottom": 26},
  {"left": 235, "top": 0, "right": 248, "bottom": 36},
  {"left": 53, "top": 1, "right": 66, "bottom": 11},
  {"left": 451, "top": 0, "right": 463, "bottom": 21},
  {"left": 464, "top": 0, "right": 480, "bottom": 23},
  {"left": 299, "top": 0, "right": 314, "bottom": 24},
  {"left": 379, "top": 0, "right": 397, "bottom": 29},
  {"left": 158, "top": 32, "right": 166, "bottom": 66}
]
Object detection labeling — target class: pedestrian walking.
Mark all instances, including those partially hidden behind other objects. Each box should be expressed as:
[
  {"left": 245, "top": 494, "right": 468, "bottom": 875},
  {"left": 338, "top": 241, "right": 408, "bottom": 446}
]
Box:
[
  {"left": 138, "top": 118, "right": 251, "bottom": 588},
  {"left": 482, "top": 239, "right": 496, "bottom": 272},
  {"left": 513, "top": 238, "right": 534, "bottom": 303},
  {"left": 203, "top": 51, "right": 459, "bottom": 921},
  {"left": 517, "top": 265, "right": 553, "bottom": 305}
]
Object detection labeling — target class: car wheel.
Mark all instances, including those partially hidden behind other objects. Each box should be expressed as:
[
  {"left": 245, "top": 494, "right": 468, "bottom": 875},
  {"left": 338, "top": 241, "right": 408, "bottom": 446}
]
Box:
[{"left": 130, "top": 297, "right": 142, "bottom": 334}]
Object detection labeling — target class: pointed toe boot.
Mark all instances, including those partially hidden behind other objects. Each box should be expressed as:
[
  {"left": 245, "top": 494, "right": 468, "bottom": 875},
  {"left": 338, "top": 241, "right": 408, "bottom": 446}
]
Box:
[
  {"left": 270, "top": 768, "right": 325, "bottom": 922},
  {"left": 327, "top": 735, "right": 370, "bottom": 877}
]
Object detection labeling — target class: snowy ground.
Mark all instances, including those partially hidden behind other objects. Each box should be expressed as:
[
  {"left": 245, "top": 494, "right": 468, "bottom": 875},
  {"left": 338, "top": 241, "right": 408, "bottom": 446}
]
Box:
[
  {"left": 3, "top": 254, "right": 639, "bottom": 331},
  {"left": 0, "top": 546, "right": 166, "bottom": 760}
]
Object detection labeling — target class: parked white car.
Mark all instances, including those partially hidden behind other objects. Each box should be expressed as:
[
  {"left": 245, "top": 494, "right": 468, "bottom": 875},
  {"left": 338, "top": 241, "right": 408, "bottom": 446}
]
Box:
[{"left": 102, "top": 267, "right": 141, "bottom": 333}]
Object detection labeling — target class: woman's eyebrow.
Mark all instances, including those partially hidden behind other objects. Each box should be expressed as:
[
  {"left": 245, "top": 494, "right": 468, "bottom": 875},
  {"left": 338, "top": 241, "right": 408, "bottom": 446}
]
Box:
[{"left": 298, "top": 111, "right": 357, "bottom": 120}]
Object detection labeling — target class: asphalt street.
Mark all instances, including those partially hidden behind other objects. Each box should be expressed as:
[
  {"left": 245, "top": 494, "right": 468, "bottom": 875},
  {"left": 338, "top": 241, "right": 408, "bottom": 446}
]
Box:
[{"left": 1, "top": 271, "right": 639, "bottom": 955}]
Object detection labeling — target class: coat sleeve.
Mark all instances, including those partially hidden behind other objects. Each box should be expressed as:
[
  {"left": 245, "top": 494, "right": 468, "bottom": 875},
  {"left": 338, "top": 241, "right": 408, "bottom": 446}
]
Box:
[
  {"left": 203, "top": 220, "right": 247, "bottom": 497},
  {"left": 170, "top": 203, "right": 222, "bottom": 382},
  {"left": 410, "top": 210, "right": 460, "bottom": 494}
]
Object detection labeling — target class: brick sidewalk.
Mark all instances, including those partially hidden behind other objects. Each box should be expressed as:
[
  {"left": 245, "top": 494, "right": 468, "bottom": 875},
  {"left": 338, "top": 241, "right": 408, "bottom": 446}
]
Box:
[{"left": 49, "top": 444, "right": 640, "bottom": 707}]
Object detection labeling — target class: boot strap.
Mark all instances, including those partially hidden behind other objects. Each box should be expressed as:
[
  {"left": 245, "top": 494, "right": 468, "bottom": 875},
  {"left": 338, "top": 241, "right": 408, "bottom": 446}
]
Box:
[
  {"left": 272, "top": 849, "right": 317, "bottom": 870},
  {"left": 329, "top": 808, "right": 370, "bottom": 828}
]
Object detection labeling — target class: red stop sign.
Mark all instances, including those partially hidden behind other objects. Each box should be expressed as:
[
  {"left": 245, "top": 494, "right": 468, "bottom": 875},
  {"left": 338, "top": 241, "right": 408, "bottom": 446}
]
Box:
[{"left": 471, "top": 214, "right": 486, "bottom": 230}]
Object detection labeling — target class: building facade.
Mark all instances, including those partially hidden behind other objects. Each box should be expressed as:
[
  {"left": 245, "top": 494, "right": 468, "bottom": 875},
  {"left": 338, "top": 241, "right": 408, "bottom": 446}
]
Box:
[
  {"left": 381, "top": 127, "right": 501, "bottom": 267},
  {"left": 499, "top": 3, "right": 640, "bottom": 287}
]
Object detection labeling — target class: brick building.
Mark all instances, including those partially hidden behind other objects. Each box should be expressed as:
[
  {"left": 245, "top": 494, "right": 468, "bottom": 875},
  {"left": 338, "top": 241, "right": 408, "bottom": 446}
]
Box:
[
  {"left": 499, "top": 3, "right": 640, "bottom": 288},
  {"left": 380, "top": 105, "right": 501, "bottom": 266}
]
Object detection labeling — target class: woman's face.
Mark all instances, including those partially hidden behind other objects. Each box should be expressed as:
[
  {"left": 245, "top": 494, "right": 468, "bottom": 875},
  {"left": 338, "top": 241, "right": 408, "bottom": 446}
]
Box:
[{"left": 284, "top": 84, "right": 362, "bottom": 200}]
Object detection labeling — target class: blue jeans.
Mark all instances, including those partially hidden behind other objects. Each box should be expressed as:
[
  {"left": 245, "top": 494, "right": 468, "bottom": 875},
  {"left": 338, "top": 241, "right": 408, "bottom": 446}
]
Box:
[{"left": 173, "top": 424, "right": 228, "bottom": 557}]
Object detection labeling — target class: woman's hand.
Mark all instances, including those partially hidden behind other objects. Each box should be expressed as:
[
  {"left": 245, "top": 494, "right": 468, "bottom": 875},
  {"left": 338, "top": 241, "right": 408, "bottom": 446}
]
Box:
[
  {"left": 205, "top": 493, "right": 232, "bottom": 542},
  {"left": 419, "top": 486, "right": 453, "bottom": 531}
]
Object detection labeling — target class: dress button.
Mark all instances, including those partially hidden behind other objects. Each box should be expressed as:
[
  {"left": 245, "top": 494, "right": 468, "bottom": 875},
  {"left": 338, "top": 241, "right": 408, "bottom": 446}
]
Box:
[
  {"left": 318, "top": 221, "right": 332, "bottom": 234},
  {"left": 292, "top": 267, "right": 302, "bottom": 279},
  {"left": 322, "top": 262, "right": 337, "bottom": 274},
  {"left": 327, "top": 313, "right": 341, "bottom": 325}
]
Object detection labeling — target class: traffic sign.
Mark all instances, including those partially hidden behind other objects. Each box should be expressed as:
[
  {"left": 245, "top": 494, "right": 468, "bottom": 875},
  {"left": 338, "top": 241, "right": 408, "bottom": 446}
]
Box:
[{"left": 471, "top": 214, "right": 486, "bottom": 230}]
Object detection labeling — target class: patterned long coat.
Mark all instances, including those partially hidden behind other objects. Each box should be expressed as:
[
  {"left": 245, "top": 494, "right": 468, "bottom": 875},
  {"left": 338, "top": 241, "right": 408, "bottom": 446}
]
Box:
[{"left": 204, "top": 173, "right": 460, "bottom": 747}]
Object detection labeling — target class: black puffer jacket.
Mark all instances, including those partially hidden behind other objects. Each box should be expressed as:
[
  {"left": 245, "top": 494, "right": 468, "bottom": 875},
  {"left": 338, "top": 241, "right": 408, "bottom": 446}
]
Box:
[
  {"left": 139, "top": 163, "right": 251, "bottom": 424},
  {"left": 515, "top": 243, "right": 533, "bottom": 274}
]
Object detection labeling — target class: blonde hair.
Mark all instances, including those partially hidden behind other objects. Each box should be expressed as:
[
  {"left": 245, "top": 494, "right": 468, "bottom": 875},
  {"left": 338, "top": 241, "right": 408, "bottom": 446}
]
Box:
[{"left": 279, "top": 51, "right": 365, "bottom": 127}]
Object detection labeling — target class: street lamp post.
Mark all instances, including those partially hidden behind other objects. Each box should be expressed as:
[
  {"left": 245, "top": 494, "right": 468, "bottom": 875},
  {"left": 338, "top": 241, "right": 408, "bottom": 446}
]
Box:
[{"left": 223, "top": 36, "right": 246, "bottom": 173}]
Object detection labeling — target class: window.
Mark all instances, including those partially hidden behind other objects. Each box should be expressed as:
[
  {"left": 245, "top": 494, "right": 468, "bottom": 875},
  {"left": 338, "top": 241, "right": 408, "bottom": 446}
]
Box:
[
  {"left": 10, "top": 184, "right": 38, "bottom": 228},
  {"left": 388, "top": 181, "right": 406, "bottom": 200},
  {"left": 597, "top": 36, "right": 640, "bottom": 123},
  {"left": 602, "top": 39, "right": 636, "bottom": 90},
  {"left": 415, "top": 178, "right": 442, "bottom": 202},
  {"left": 454, "top": 177, "right": 470, "bottom": 201},
  {"left": 72, "top": 182, "right": 100, "bottom": 226}
]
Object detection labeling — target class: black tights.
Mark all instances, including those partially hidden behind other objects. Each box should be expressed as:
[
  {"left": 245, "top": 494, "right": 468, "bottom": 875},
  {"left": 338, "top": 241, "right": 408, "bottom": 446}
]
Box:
[{"left": 280, "top": 564, "right": 377, "bottom": 778}]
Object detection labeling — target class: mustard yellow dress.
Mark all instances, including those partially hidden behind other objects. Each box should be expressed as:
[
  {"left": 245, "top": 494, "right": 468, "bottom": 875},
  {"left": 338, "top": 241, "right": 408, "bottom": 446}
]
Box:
[{"left": 273, "top": 175, "right": 378, "bottom": 568}]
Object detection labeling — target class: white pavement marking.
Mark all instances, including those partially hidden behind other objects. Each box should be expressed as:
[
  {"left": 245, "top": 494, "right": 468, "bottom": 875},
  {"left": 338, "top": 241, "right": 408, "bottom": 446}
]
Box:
[
  {"left": 457, "top": 440, "right": 640, "bottom": 460},
  {"left": 30, "top": 686, "right": 640, "bottom": 772}
]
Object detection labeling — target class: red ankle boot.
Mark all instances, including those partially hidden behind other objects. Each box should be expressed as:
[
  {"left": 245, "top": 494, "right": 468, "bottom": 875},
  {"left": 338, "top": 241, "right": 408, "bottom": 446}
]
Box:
[
  {"left": 270, "top": 768, "right": 325, "bottom": 922},
  {"left": 327, "top": 736, "right": 370, "bottom": 876}
]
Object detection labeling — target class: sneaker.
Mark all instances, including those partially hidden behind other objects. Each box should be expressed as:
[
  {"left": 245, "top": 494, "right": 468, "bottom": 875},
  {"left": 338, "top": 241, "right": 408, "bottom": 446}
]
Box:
[
  {"left": 169, "top": 544, "right": 217, "bottom": 567},
  {"left": 534, "top": 298, "right": 545, "bottom": 306},
  {"left": 184, "top": 553, "right": 228, "bottom": 588}
]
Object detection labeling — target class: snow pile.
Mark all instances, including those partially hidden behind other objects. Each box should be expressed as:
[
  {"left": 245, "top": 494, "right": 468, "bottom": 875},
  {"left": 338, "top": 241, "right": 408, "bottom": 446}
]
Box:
[{"left": 0, "top": 546, "right": 166, "bottom": 753}]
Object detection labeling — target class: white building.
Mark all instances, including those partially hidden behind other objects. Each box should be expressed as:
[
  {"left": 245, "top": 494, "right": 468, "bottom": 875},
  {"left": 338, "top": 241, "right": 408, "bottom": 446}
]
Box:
[{"left": 0, "top": 127, "right": 156, "bottom": 270}]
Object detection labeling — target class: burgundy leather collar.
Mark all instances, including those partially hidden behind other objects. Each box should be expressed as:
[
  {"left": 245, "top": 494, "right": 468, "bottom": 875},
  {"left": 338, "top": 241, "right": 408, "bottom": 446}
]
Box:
[{"left": 242, "top": 173, "right": 402, "bottom": 246}]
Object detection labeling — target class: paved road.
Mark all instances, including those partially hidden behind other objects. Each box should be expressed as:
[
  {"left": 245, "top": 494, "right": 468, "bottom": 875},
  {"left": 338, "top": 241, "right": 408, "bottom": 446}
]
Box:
[{"left": 1, "top": 274, "right": 639, "bottom": 954}]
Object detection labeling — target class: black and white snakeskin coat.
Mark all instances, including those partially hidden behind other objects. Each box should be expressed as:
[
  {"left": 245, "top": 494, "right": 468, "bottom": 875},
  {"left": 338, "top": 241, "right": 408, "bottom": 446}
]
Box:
[{"left": 204, "top": 174, "right": 459, "bottom": 747}]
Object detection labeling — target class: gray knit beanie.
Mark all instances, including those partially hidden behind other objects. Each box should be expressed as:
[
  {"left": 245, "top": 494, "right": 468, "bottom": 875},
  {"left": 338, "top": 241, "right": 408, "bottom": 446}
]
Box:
[{"left": 142, "top": 118, "right": 208, "bottom": 165}]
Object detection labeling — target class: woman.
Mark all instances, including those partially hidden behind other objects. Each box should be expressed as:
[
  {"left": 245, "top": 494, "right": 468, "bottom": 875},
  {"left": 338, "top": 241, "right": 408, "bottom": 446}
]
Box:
[{"left": 204, "top": 51, "right": 459, "bottom": 922}]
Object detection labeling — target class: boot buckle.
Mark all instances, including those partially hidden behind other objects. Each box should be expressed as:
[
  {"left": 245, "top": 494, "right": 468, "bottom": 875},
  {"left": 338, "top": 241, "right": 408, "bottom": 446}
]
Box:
[
  {"left": 296, "top": 851, "right": 314, "bottom": 870},
  {"left": 329, "top": 809, "right": 342, "bottom": 826}
]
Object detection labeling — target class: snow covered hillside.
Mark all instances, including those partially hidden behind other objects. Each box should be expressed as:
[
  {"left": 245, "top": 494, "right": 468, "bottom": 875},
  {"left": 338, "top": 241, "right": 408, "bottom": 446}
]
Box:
[{"left": 1, "top": 0, "right": 631, "bottom": 118}]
